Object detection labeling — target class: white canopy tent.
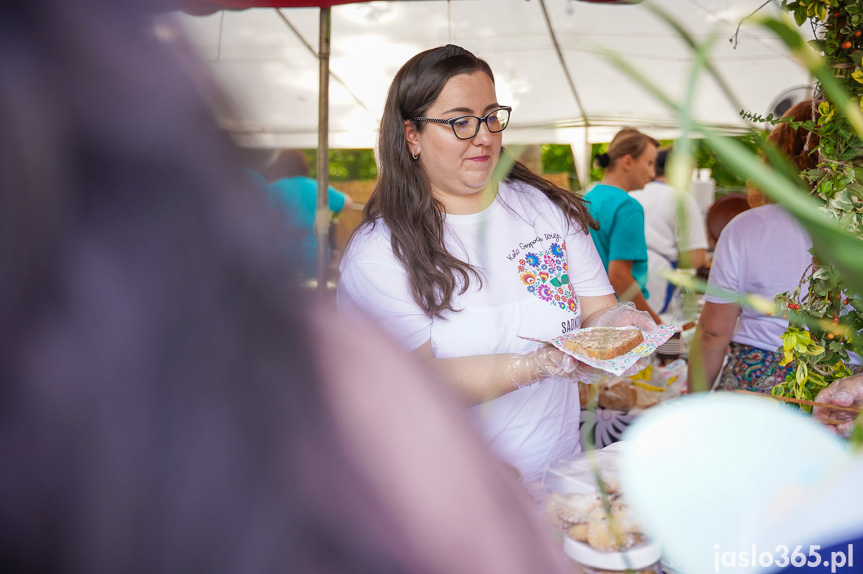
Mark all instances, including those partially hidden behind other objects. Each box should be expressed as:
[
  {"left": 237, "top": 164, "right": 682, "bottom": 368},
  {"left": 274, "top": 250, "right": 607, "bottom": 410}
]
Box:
[{"left": 173, "top": 0, "right": 813, "bottom": 187}]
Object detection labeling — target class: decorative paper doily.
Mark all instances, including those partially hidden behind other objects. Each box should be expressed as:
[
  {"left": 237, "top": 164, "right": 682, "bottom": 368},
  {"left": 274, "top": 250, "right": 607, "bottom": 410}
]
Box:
[{"left": 547, "top": 324, "right": 678, "bottom": 376}]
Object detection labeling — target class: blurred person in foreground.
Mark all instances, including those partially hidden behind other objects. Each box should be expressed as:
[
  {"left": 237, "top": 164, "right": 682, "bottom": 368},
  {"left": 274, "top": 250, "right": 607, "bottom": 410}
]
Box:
[
  {"left": 689, "top": 100, "right": 818, "bottom": 393},
  {"left": 0, "top": 2, "right": 573, "bottom": 573},
  {"left": 585, "top": 128, "right": 663, "bottom": 325},
  {"left": 630, "top": 146, "right": 708, "bottom": 315},
  {"left": 264, "top": 149, "right": 353, "bottom": 281},
  {"left": 337, "top": 44, "right": 657, "bottom": 485}
]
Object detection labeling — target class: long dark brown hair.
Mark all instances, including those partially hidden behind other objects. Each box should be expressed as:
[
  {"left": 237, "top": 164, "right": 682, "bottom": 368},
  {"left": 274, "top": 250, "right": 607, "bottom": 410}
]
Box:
[
  {"left": 770, "top": 98, "right": 821, "bottom": 171},
  {"left": 359, "top": 44, "right": 596, "bottom": 318}
]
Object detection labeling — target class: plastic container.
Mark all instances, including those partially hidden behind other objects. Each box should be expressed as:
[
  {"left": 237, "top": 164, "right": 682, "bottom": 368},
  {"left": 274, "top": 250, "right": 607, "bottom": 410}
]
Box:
[
  {"left": 543, "top": 445, "right": 623, "bottom": 496},
  {"left": 564, "top": 536, "right": 662, "bottom": 573},
  {"left": 542, "top": 444, "right": 663, "bottom": 574}
]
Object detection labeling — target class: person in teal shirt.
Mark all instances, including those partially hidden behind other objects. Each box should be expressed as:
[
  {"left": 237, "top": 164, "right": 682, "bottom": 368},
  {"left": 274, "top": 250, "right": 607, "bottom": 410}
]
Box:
[
  {"left": 265, "top": 149, "right": 352, "bottom": 280},
  {"left": 585, "top": 128, "right": 662, "bottom": 325}
]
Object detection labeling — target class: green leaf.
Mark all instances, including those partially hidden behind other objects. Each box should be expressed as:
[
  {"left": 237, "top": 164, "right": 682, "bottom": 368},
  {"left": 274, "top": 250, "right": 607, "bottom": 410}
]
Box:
[{"left": 795, "top": 3, "right": 808, "bottom": 25}]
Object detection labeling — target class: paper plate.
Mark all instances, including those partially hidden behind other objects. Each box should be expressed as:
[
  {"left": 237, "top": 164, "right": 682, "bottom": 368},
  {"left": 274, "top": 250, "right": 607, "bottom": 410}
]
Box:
[
  {"left": 547, "top": 325, "right": 678, "bottom": 376},
  {"left": 564, "top": 536, "right": 662, "bottom": 571}
]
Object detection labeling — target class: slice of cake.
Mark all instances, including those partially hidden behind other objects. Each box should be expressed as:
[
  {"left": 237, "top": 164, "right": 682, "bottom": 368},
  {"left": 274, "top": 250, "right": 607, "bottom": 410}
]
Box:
[{"left": 563, "top": 327, "right": 644, "bottom": 360}]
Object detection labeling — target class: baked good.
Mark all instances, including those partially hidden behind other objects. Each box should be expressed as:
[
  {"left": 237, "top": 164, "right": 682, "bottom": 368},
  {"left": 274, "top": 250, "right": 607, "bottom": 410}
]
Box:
[
  {"left": 577, "top": 382, "right": 596, "bottom": 408},
  {"left": 598, "top": 377, "right": 639, "bottom": 411},
  {"left": 562, "top": 327, "right": 644, "bottom": 360}
]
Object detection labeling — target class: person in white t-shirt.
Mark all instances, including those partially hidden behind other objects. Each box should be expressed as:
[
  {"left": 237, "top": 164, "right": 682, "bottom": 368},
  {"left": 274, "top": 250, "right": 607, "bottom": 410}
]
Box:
[
  {"left": 630, "top": 147, "right": 708, "bottom": 314},
  {"left": 337, "top": 44, "right": 656, "bottom": 483},
  {"left": 689, "top": 100, "right": 817, "bottom": 393},
  {"left": 694, "top": 202, "right": 812, "bottom": 391}
]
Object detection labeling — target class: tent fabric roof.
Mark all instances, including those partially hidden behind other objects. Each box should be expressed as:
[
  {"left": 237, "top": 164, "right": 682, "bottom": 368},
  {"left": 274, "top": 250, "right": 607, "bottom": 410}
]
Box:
[
  {"left": 184, "top": 0, "right": 366, "bottom": 10},
  {"left": 180, "top": 1, "right": 367, "bottom": 17},
  {"left": 172, "top": 0, "right": 812, "bottom": 151}
]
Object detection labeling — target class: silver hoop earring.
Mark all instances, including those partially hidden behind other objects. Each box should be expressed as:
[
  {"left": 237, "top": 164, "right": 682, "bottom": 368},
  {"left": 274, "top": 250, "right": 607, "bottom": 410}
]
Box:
[{"left": 412, "top": 152, "right": 419, "bottom": 160}]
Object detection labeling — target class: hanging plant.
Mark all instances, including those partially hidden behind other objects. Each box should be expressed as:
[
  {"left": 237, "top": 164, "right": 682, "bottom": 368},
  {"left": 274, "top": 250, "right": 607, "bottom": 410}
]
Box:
[{"left": 765, "top": 0, "right": 863, "bottom": 409}]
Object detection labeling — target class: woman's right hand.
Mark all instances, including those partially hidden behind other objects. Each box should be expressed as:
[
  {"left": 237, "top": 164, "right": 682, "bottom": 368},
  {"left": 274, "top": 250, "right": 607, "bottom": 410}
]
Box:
[
  {"left": 813, "top": 374, "right": 863, "bottom": 437},
  {"left": 509, "top": 346, "right": 597, "bottom": 389}
]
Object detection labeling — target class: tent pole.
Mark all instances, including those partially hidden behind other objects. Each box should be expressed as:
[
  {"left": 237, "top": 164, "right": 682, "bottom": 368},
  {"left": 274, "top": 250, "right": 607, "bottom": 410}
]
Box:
[
  {"left": 315, "top": 6, "right": 331, "bottom": 292},
  {"left": 568, "top": 129, "right": 592, "bottom": 192},
  {"left": 580, "top": 129, "right": 591, "bottom": 191}
]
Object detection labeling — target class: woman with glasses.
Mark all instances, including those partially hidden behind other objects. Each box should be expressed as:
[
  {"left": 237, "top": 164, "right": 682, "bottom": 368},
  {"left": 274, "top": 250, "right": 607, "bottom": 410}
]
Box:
[{"left": 337, "top": 45, "right": 656, "bottom": 483}]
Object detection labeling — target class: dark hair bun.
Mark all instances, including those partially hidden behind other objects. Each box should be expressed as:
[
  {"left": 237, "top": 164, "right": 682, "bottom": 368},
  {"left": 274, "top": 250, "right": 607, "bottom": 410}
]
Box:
[{"left": 596, "top": 152, "right": 610, "bottom": 168}]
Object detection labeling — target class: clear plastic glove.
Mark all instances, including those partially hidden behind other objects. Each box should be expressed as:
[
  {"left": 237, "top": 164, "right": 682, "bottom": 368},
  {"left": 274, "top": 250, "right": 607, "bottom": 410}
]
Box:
[
  {"left": 593, "top": 301, "right": 659, "bottom": 334},
  {"left": 620, "top": 354, "right": 652, "bottom": 378},
  {"left": 507, "top": 345, "right": 600, "bottom": 389},
  {"left": 813, "top": 374, "right": 863, "bottom": 438}
]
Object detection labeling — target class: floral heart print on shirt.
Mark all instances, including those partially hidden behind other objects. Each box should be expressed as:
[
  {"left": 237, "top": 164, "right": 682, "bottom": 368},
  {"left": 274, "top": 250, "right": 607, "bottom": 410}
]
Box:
[{"left": 518, "top": 242, "right": 578, "bottom": 314}]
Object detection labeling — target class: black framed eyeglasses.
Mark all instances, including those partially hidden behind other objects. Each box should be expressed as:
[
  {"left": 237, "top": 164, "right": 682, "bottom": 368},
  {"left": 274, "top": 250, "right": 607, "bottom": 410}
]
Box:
[{"left": 411, "top": 106, "right": 512, "bottom": 140}]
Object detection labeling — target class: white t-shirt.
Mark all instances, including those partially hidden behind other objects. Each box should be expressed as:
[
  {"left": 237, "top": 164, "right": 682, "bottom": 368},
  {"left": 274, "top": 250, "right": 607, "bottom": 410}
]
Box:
[
  {"left": 337, "top": 180, "right": 613, "bottom": 482},
  {"left": 704, "top": 203, "right": 812, "bottom": 351},
  {"left": 630, "top": 180, "right": 708, "bottom": 312}
]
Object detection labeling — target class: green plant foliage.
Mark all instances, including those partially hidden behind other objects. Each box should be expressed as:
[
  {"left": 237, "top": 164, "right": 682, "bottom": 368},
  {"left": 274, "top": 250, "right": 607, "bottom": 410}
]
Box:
[
  {"left": 305, "top": 148, "right": 378, "bottom": 181},
  {"left": 771, "top": 326, "right": 853, "bottom": 409},
  {"left": 540, "top": 144, "right": 580, "bottom": 190},
  {"left": 766, "top": 1, "right": 863, "bottom": 408},
  {"left": 691, "top": 137, "right": 761, "bottom": 190},
  {"left": 540, "top": 144, "right": 575, "bottom": 174}
]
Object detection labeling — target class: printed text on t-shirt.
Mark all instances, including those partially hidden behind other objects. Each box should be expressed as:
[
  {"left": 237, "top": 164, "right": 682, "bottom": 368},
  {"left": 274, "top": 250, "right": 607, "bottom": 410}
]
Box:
[{"left": 506, "top": 233, "right": 563, "bottom": 261}]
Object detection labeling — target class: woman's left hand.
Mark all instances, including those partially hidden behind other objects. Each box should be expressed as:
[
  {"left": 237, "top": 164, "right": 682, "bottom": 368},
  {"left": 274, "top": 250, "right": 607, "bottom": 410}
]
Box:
[{"left": 593, "top": 301, "right": 659, "bottom": 334}]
